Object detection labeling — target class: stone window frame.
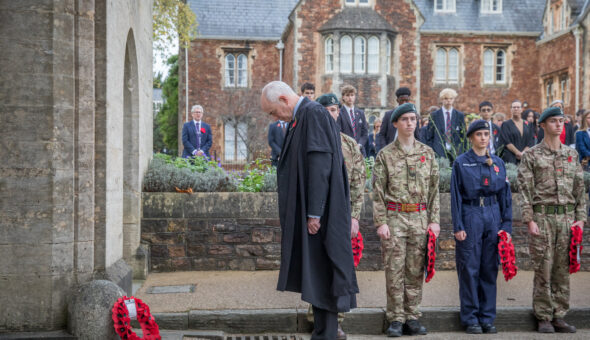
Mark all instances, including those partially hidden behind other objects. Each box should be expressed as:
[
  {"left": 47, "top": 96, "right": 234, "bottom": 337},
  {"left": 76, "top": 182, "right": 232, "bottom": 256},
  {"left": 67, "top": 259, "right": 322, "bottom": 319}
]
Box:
[
  {"left": 223, "top": 119, "right": 248, "bottom": 162},
  {"left": 560, "top": 73, "right": 570, "bottom": 106},
  {"left": 481, "top": 0, "right": 502, "bottom": 14},
  {"left": 542, "top": 70, "right": 569, "bottom": 109},
  {"left": 434, "top": 45, "right": 461, "bottom": 85},
  {"left": 344, "top": 0, "right": 371, "bottom": 7},
  {"left": 339, "top": 33, "right": 383, "bottom": 75},
  {"left": 544, "top": 78, "right": 554, "bottom": 108},
  {"left": 222, "top": 47, "right": 251, "bottom": 89},
  {"left": 482, "top": 46, "right": 508, "bottom": 86},
  {"left": 325, "top": 37, "right": 335, "bottom": 73},
  {"left": 434, "top": 0, "right": 456, "bottom": 13}
]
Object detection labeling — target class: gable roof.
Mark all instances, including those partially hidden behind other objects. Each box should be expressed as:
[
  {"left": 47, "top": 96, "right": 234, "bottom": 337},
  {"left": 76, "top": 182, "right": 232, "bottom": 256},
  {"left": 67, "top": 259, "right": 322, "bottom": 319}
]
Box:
[
  {"left": 414, "top": 0, "right": 546, "bottom": 34},
  {"left": 188, "top": 0, "right": 299, "bottom": 40},
  {"left": 319, "top": 7, "right": 396, "bottom": 33}
]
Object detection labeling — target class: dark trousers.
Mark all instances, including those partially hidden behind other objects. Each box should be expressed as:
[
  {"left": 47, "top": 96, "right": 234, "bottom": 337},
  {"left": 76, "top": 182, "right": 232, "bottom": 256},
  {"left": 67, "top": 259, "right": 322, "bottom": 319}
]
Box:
[
  {"left": 455, "top": 203, "right": 500, "bottom": 326},
  {"left": 311, "top": 305, "right": 338, "bottom": 340}
]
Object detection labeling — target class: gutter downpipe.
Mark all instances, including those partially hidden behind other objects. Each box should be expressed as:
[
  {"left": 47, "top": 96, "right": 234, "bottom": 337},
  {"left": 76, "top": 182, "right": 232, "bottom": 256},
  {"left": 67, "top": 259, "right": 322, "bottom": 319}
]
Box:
[
  {"left": 276, "top": 40, "right": 285, "bottom": 81},
  {"left": 185, "top": 47, "right": 189, "bottom": 123},
  {"left": 574, "top": 26, "right": 582, "bottom": 112}
]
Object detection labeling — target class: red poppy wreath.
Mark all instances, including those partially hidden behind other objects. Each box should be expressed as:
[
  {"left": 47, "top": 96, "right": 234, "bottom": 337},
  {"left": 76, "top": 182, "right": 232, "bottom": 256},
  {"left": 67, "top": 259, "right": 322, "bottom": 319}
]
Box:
[{"left": 112, "top": 296, "right": 161, "bottom": 340}]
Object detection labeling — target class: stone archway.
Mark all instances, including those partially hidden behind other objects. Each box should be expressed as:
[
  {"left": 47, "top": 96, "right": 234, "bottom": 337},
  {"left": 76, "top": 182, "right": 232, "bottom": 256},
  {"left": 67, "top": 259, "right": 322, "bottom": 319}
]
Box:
[{"left": 122, "top": 29, "right": 142, "bottom": 277}]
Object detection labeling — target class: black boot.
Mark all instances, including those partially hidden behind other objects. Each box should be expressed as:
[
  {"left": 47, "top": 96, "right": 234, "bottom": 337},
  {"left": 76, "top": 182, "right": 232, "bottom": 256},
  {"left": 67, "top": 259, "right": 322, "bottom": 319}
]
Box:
[
  {"left": 465, "top": 324, "right": 483, "bottom": 334},
  {"left": 481, "top": 323, "right": 497, "bottom": 334},
  {"left": 386, "top": 321, "right": 403, "bottom": 337},
  {"left": 404, "top": 319, "right": 427, "bottom": 335}
]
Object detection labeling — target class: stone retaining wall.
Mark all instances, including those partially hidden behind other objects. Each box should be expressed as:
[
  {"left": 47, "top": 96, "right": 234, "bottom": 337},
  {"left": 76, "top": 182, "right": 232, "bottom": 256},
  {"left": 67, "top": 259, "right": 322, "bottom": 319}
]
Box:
[{"left": 141, "top": 192, "right": 590, "bottom": 272}]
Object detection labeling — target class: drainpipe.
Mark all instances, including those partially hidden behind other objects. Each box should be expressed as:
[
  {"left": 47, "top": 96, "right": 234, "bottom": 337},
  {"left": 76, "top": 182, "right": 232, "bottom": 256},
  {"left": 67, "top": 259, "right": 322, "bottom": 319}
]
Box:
[
  {"left": 276, "top": 40, "right": 285, "bottom": 81},
  {"left": 185, "top": 47, "right": 189, "bottom": 123},
  {"left": 574, "top": 27, "right": 582, "bottom": 112}
]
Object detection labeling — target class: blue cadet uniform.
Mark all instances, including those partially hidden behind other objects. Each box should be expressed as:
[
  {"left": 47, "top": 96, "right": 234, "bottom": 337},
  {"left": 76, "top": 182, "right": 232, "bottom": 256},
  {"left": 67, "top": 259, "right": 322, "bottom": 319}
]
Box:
[{"left": 451, "top": 120, "right": 512, "bottom": 329}]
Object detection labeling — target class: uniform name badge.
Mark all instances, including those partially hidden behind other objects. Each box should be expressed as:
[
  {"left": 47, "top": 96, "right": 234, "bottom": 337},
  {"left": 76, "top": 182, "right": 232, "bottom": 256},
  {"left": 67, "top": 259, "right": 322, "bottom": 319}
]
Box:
[
  {"left": 408, "top": 165, "right": 416, "bottom": 178},
  {"left": 481, "top": 175, "right": 490, "bottom": 187}
]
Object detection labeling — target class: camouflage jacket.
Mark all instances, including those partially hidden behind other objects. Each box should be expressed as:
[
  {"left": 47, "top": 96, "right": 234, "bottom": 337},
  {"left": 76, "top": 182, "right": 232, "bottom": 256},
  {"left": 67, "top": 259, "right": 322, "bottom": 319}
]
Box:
[
  {"left": 341, "top": 133, "right": 366, "bottom": 220},
  {"left": 372, "top": 139, "right": 440, "bottom": 227},
  {"left": 517, "top": 142, "right": 586, "bottom": 223}
]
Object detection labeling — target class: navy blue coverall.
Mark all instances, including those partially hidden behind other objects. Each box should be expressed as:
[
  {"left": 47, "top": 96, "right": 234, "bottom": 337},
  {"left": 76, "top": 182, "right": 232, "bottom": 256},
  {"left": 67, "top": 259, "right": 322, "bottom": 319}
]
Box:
[{"left": 451, "top": 150, "right": 512, "bottom": 326}]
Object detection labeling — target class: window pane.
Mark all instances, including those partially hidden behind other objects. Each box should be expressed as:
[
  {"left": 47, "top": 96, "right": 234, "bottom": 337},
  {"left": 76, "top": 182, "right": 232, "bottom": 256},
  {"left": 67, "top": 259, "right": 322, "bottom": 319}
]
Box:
[
  {"left": 237, "top": 123, "right": 248, "bottom": 161},
  {"left": 435, "top": 48, "right": 446, "bottom": 81},
  {"left": 341, "top": 36, "right": 352, "bottom": 73},
  {"left": 448, "top": 48, "right": 458, "bottom": 82},
  {"left": 237, "top": 54, "right": 247, "bottom": 87},
  {"left": 224, "top": 122, "right": 235, "bottom": 161},
  {"left": 386, "top": 39, "right": 391, "bottom": 75},
  {"left": 325, "top": 38, "right": 334, "bottom": 73},
  {"left": 346, "top": 0, "right": 355, "bottom": 2},
  {"left": 367, "top": 37, "right": 379, "bottom": 74},
  {"left": 483, "top": 49, "right": 493, "bottom": 84},
  {"left": 436, "top": 0, "right": 443, "bottom": 10},
  {"left": 496, "top": 50, "right": 505, "bottom": 82},
  {"left": 225, "top": 54, "right": 235, "bottom": 87},
  {"left": 360, "top": 0, "right": 369, "bottom": 3},
  {"left": 354, "top": 36, "right": 365, "bottom": 73},
  {"left": 449, "top": 0, "right": 456, "bottom": 11}
]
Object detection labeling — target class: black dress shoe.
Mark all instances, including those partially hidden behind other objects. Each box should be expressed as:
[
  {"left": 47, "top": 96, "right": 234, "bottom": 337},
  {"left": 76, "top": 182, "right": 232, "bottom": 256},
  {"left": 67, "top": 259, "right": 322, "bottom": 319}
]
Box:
[
  {"left": 481, "top": 323, "right": 497, "bottom": 334},
  {"left": 386, "top": 321, "right": 403, "bottom": 337},
  {"left": 404, "top": 319, "right": 427, "bottom": 335},
  {"left": 465, "top": 324, "right": 483, "bottom": 334}
]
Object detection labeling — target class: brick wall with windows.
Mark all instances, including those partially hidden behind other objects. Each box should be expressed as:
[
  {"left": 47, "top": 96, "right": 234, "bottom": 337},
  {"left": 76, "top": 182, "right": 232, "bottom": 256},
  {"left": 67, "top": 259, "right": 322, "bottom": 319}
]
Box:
[
  {"left": 420, "top": 34, "right": 540, "bottom": 116},
  {"left": 537, "top": 32, "right": 576, "bottom": 113}
]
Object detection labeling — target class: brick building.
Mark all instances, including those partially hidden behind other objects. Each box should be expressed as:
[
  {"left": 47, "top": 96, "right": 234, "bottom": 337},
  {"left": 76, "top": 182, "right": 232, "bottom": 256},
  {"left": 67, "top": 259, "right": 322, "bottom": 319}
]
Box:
[{"left": 180, "top": 0, "right": 590, "bottom": 161}]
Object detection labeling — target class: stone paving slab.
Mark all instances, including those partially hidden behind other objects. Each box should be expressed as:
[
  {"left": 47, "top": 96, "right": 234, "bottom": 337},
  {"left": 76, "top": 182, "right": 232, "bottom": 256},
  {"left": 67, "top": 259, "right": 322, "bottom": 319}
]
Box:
[{"left": 134, "top": 271, "right": 590, "bottom": 313}]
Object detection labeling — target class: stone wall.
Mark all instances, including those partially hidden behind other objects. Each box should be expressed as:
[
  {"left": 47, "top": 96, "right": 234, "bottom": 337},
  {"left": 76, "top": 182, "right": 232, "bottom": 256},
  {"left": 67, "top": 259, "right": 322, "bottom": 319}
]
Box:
[{"left": 141, "top": 192, "right": 590, "bottom": 272}]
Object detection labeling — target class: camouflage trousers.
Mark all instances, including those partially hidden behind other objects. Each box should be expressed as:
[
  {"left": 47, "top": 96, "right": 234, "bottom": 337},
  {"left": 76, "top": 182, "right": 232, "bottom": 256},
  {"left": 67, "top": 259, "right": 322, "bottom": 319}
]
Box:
[
  {"left": 306, "top": 304, "right": 344, "bottom": 324},
  {"left": 381, "top": 217, "right": 428, "bottom": 323},
  {"left": 529, "top": 212, "right": 572, "bottom": 321}
]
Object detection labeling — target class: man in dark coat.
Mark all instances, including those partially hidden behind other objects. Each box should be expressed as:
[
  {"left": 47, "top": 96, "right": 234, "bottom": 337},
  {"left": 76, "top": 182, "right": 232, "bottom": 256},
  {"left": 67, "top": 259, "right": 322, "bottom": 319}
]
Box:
[
  {"left": 182, "top": 105, "right": 213, "bottom": 158},
  {"left": 376, "top": 87, "right": 412, "bottom": 153},
  {"left": 261, "top": 81, "right": 358, "bottom": 340},
  {"left": 425, "top": 88, "right": 467, "bottom": 161},
  {"left": 478, "top": 101, "right": 503, "bottom": 156},
  {"left": 338, "top": 85, "right": 369, "bottom": 156},
  {"left": 268, "top": 120, "right": 287, "bottom": 166}
]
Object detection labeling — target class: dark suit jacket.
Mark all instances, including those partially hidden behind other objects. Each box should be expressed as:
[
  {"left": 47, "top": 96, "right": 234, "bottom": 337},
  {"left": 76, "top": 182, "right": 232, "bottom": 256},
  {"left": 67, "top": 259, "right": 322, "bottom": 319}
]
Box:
[
  {"left": 268, "top": 121, "right": 286, "bottom": 164},
  {"left": 491, "top": 122, "right": 503, "bottom": 156},
  {"left": 181, "top": 120, "right": 212, "bottom": 157},
  {"left": 575, "top": 130, "right": 590, "bottom": 161},
  {"left": 337, "top": 106, "right": 368, "bottom": 156},
  {"left": 366, "top": 133, "right": 377, "bottom": 158},
  {"left": 425, "top": 108, "right": 466, "bottom": 158}
]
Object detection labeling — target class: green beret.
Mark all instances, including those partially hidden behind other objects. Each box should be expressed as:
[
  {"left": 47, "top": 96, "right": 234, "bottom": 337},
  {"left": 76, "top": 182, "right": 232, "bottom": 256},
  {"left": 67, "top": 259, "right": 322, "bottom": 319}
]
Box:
[
  {"left": 391, "top": 103, "right": 417, "bottom": 123},
  {"left": 316, "top": 93, "right": 340, "bottom": 107},
  {"left": 538, "top": 106, "right": 564, "bottom": 124}
]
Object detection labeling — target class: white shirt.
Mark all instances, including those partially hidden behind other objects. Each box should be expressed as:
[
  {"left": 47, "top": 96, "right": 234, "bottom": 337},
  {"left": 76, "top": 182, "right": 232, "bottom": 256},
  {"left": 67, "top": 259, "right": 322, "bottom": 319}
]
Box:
[{"left": 487, "top": 119, "right": 496, "bottom": 154}]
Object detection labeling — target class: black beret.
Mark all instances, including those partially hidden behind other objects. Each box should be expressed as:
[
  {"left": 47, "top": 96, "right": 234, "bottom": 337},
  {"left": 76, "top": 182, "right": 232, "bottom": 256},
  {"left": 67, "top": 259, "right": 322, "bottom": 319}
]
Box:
[
  {"left": 538, "top": 106, "right": 564, "bottom": 124},
  {"left": 466, "top": 119, "right": 491, "bottom": 137},
  {"left": 316, "top": 93, "right": 340, "bottom": 107},
  {"left": 391, "top": 103, "right": 417, "bottom": 123},
  {"left": 479, "top": 101, "right": 493, "bottom": 110},
  {"left": 395, "top": 87, "right": 411, "bottom": 97}
]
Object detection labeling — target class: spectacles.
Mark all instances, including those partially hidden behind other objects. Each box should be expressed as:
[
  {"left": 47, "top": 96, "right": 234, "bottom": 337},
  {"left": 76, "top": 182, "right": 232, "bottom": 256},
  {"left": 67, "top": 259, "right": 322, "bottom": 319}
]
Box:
[
  {"left": 511, "top": 106, "right": 521, "bottom": 109},
  {"left": 481, "top": 108, "right": 492, "bottom": 113}
]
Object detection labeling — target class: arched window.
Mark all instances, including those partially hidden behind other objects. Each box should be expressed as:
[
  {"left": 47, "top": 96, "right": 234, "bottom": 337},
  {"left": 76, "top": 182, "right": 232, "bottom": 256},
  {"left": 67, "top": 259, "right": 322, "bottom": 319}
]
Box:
[
  {"left": 237, "top": 54, "right": 247, "bottom": 87},
  {"left": 435, "top": 48, "right": 447, "bottom": 82},
  {"left": 340, "top": 36, "right": 352, "bottom": 73},
  {"left": 325, "top": 37, "right": 334, "bottom": 73},
  {"left": 483, "top": 49, "right": 494, "bottom": 84},
  {"left": 448, "top": 48, "right": 459, "bottom": 82},
  {"left": 225, "top": 54, "right": 235, "bottom": 87},
  {"left": 495, "top": 50, "right": 505, "bottom": 83},
  {"left": 435, "top": 47, "right": 460, "bottom": 83},
  {"left": 367, "top": 36, "right": 379, "bottom": 74},
  {"left": 354, "top": 36, "right": 366, "bottom": 73},
  {"left": 386, "top": 39, "right": 391, "bottom": 75}
]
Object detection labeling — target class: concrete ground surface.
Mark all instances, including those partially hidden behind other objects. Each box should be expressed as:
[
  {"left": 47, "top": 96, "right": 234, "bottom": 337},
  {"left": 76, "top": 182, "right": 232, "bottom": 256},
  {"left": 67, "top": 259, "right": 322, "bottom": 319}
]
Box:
[{"left": 134, "top": 270, "right": 590, "bottom": 313}]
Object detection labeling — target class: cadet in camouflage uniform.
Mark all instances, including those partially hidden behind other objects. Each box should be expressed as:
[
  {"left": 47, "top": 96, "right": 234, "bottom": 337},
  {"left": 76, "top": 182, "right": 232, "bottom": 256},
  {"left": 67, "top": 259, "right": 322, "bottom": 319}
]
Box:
[
  {"left": 373, "top": 103, "right": 440, "bottom": 337},
  {"left": 308, "top": 93, "right": 366, "bottom": 340},
  {"left": 517, "top": 107, "right": 586, "bottom": 334}
]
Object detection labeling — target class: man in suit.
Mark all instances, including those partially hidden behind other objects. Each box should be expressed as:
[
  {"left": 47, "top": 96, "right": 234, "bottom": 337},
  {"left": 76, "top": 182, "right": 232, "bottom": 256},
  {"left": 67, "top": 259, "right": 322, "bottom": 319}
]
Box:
[
  {"left": 425, "top": 88, "right": 466, "bottom": 161},
  {"left": 268, "top": 120, "right": 287, "bottom": 166},
  {"left": 301, "top": 82, "right": 315, "bottom": 100},
  {"left": 181, "top": 105, "right": 213, "bottom": 158},
  {"left": 260, "top": 81, "right": 358, "bottom": 340},
  {"left": 337, "top": 85, "right": 369, "bottom": 156},
  {"left": 478, "top": 101, "right": 503, "bottom": 156},
  {"left": 376, "top": 87, "right": 412, "bottom": 153}
]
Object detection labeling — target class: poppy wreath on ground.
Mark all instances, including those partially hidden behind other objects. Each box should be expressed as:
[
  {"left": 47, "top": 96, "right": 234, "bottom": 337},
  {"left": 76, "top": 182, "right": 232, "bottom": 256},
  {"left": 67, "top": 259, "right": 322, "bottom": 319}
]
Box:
[
  {"left": 498, "top": 231, "right": 517, "bottom": 281},
  {"left": 424, "top": 229, "right": 436, "bottom": 283},
  {"left": 569, "top": 225, "right": 583, "bottom": 274},
  {"left": 112, "top": 296, "right": 161, "bottom": 340},
  {"left": 351, "top": 231, "right": 364, "bottom": 267}
]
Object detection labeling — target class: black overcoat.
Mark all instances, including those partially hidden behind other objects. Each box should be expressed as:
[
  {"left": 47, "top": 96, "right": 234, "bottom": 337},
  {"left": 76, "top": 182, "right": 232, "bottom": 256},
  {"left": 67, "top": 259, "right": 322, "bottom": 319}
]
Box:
[{"left": 276, "top": 97, "right": 358, "bottom": 313}]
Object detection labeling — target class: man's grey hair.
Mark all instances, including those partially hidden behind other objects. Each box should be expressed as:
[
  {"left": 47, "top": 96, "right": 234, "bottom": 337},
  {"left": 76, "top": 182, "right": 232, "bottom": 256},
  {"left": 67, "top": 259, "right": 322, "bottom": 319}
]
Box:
[
  {"left": 191, "top": 105, "right": 204, "bottom": 112},
  {"left": 550, "top": 99, "right": 564, "bottom": 107},
  {"left": 262, "top": 81, "right": 296, "bottom": 103}
]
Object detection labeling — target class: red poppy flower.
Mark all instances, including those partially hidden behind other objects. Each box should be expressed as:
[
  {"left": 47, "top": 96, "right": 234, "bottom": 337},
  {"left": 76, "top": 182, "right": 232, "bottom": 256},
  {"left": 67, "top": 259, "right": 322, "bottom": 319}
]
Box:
[
  {"left": 493, "top": 129, "right": 498, "bottom": 135},
  {"left": 493, "top": 165, "right": 499, "bottom": 173},
  {"left": 568, "top": 156, "right": 572, "bottom": 163},
  {"left": 292, "top": 119, "right": 297, "bottom": 128},
  {"left": 200, "top": 127, "right": 206, "bottom": 134},
  {"left": 420, "top": 156, "right": 426, "bottom": 163}
]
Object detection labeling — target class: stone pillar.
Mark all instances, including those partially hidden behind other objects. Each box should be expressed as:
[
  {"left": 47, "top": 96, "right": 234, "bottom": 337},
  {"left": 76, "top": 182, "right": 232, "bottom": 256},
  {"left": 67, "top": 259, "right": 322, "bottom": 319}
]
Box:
[
  {"left": 0, "top": 0, "right": 96, "bottom": 331},
  {"left": 379, "top": 32, "right": 388, "bottom": 108},
  {"left": 331, "top": 31, "right": 341, "bottom": 95}
]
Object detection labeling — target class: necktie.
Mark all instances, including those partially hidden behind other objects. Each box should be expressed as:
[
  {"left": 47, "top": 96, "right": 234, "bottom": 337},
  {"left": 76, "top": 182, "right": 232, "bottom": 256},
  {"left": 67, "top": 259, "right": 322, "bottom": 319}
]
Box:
[
  {"left": 281, "top": 122, "right": 286, "bottom": 135},
  {"left": 445, "top": 112, "right": 451, "bottom": 141},
  {"left": 196, "top": 122, "right": 201, "bottom": 150},
  {"left": 350, "top": 108, "right": 357, "bottom": 138}
]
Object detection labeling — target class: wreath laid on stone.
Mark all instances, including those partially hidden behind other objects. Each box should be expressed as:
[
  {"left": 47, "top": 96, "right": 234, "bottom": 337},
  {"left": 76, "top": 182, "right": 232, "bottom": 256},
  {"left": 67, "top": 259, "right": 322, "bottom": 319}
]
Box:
[{"left": 112, "top": 296, "right": 161, "bottom": 340}]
